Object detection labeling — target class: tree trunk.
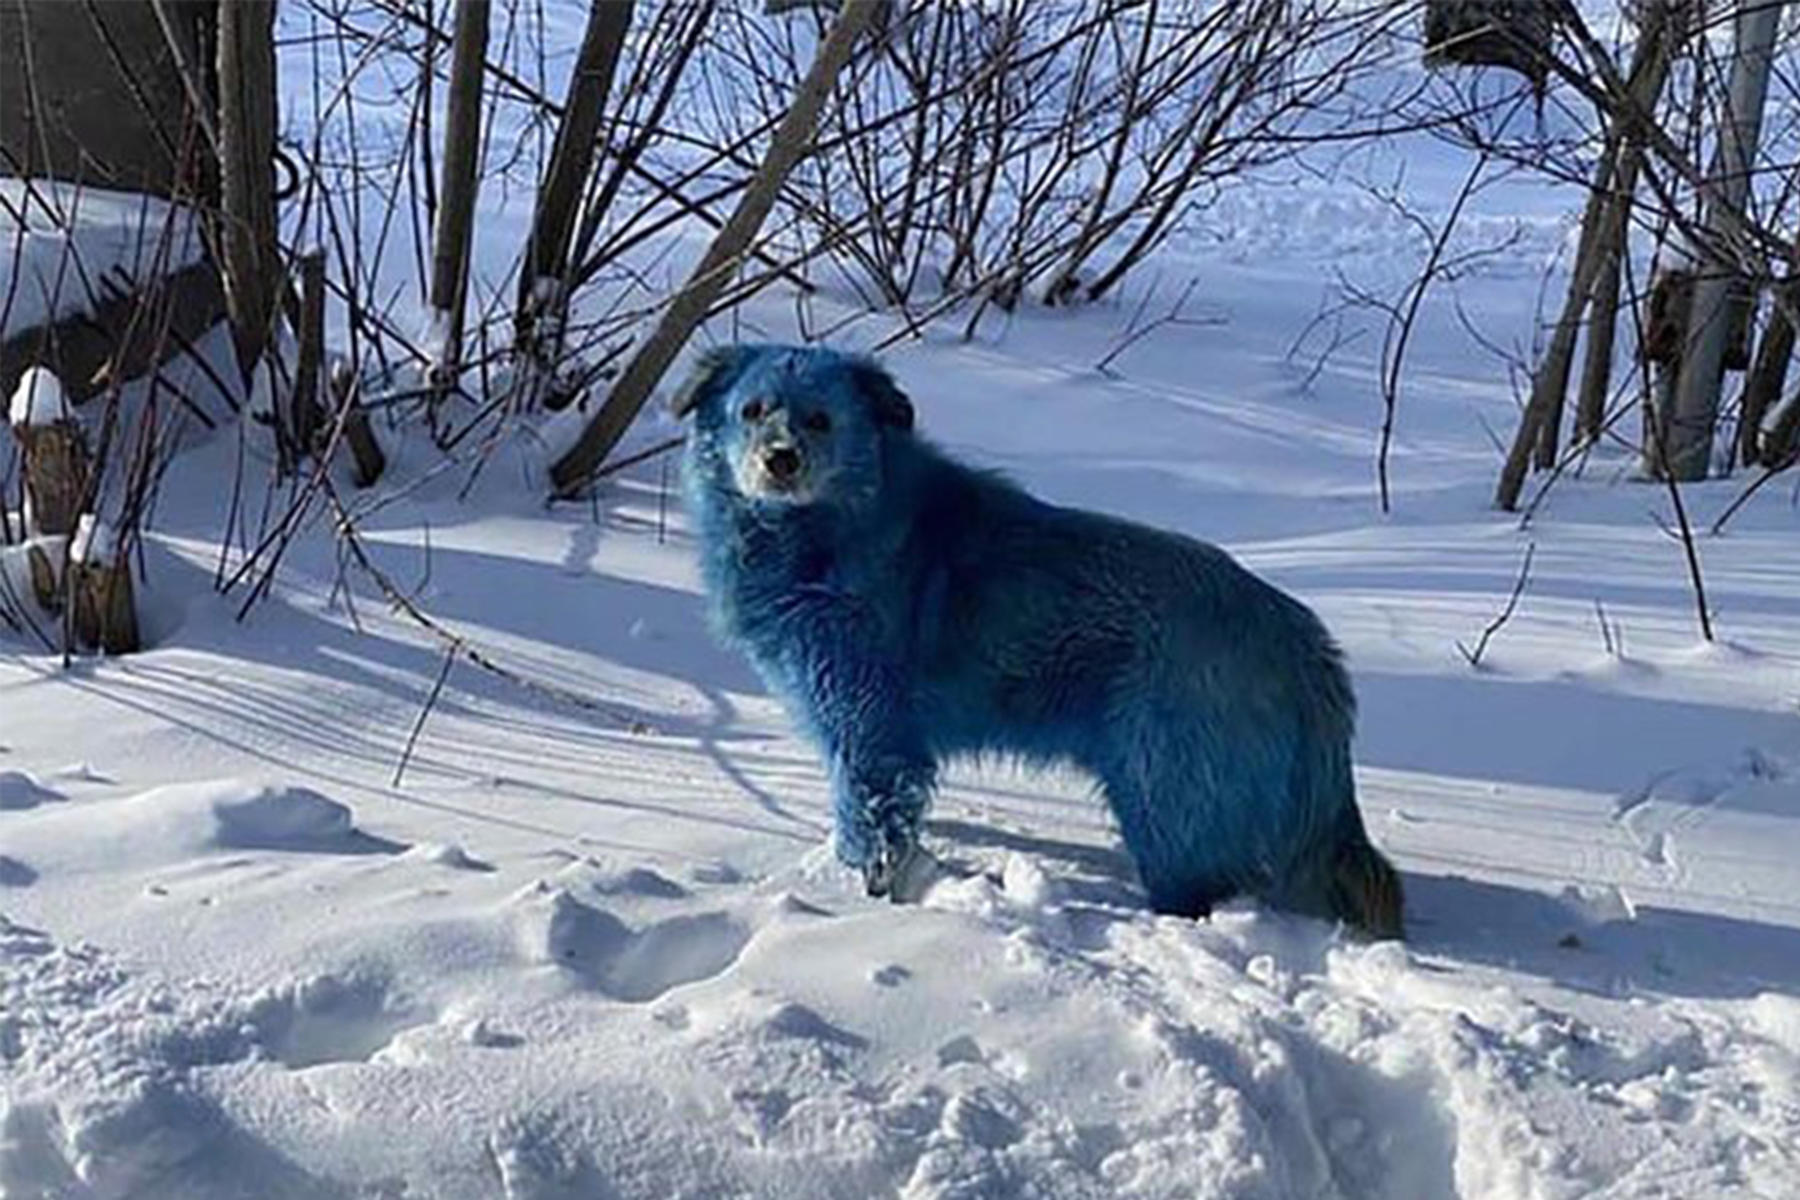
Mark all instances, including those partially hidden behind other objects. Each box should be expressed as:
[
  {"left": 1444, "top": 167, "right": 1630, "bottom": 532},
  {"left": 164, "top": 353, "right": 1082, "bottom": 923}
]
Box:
[
  {"left": 331, "top": 361, "right": 388, "bottom": 488},
  {"left": 549, "top": 0, "right": 881, "bottom": 496},
  {"left": 1738, "top": 278, "right": 1795, "bottom": 465},
  {"left": 290, "top": 250, "right": 327, "bottom": 461},
  {"left": 1573, "top": 2, "right": 1676, "bottom": 447},
  {"left": 428, "top": 0, "right": 492, "bottom": 380},
  {"left": 1495, "top": 160, "right": 1622, "bottom": 508},
  {"left": 515, "top": 0, "right": 633, "bottom": 370},
  {"left": 1664, "top": 0, "right": 1784, "bottom": 480},
  {"left": 215, "top": 0, "right": 281, "bottom": 381},
  {"left": 1762, "top": 385, "right": 1800, "bottom": 466},
  {"left": 1495, "top": 2, "right": 1678, "bottom": 509}
]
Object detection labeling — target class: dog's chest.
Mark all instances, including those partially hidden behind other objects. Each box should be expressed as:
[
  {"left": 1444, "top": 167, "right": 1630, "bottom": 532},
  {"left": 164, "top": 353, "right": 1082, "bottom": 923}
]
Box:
[{"left": 716, "top": 518, "right": 874, "bottom": 635}]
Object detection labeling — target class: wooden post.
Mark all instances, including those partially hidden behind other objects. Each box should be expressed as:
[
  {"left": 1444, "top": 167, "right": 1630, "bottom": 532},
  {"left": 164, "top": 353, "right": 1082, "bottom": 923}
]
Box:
[
  {"left": 550, "top": 0, "right": 882, "bottom": 495},
  {"left": 331, "top": 360, "right": 388, "bottom": 488},
  {"left": 70, "top": 517, "right": 139, "bottom": 655},
  {"left": 18, "top": 422, "right": 90, "bottom": 540},
  {"left": 9, "top": 368, "right": 84, "bottom": 612},
  {"left": 9, "top": 368, "right": 88, "bottom": 534},
  {"left": 20, "top": 418, "right": 89, "bottom": 608},
  {"left": 428, "top": 0, "right": 492, "bottom": 381}
]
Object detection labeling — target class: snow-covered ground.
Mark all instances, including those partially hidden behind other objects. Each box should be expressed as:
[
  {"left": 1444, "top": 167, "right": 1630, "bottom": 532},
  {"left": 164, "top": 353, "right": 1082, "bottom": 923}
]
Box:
[
  {"left": 0, "top": 181, "right": 204, "bottom": 338},
  {"left": 7, "top": 56, "right": 1800, "bottom": 1200}
]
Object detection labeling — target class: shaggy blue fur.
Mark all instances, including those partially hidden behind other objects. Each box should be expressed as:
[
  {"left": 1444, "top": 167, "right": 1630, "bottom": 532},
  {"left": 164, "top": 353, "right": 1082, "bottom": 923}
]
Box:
[{"left": 681, "top": 344, "right": 1402, "bottom": 935}]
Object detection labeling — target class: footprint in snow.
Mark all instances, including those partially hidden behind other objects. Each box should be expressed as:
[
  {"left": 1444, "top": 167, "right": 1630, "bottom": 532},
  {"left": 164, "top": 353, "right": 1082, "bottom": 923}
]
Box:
[
  {"left": 488, "top": 1118, "right": 610, "bottom": 1200},
  {"left": 871, "top": 964, "right": 912, "bottom": 987},
  {"left": 937, "top": 1034, "right": 986, "bottom": 1067},
  {"left": 247, "top": 973, "right": 434, "bottom": 1069},
  {"left": 0, "top": 769, "right": 65, "bottom": 811},
  {"left": 761, "top": 1000, "right": 868, "bottom": 1049},
  {"left": 0, "top": 854, "right": 36, "bottom": 886},
  {"left": 510, "top": 884, "right": 753, "bottom": 1002}
]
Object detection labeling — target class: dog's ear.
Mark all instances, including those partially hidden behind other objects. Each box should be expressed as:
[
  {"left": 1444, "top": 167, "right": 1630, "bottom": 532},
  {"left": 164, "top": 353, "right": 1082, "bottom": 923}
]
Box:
[
  {"left": 848, "top": 359, "right": 914, "bottom": 432},
  {"left": 670, "top": 345, "right": 755, "bottom": 419}
]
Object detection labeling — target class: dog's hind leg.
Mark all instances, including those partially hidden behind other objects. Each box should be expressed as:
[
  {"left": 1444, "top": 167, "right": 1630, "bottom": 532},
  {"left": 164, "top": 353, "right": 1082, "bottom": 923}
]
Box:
[
  {"left": 1096, "top": 765, "right": 1248, "bottom": 920},
  {"left": 1094, "top": 696, "right": 1331, "bottom": 922},
  {"left": 1319, "top": 831, "right": 1405, "bottom": 940}
]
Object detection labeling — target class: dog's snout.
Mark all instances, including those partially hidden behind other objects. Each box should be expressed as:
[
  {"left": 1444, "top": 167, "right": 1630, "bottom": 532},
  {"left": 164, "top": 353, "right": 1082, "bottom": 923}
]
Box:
[{"left": 765, "top": 446, "right": 802, "bottom": 481}]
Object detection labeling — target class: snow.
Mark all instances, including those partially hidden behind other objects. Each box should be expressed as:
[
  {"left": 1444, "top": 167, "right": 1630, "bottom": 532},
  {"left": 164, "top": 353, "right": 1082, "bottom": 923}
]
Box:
[
  {"left": 67, "top": 517, "right": 118, "bottom": 569},
  {"left": 6, "top": 370, "right": 68, "bottom": 430},
  {"left": 5, "top": 43, "right": 1800, "bottom": 1200},
  {"left": 0, "top": 181, "right": 204, "bottom": 340},
  {"left": 0, "top": 772, "right": 63, "bottom": 813}
]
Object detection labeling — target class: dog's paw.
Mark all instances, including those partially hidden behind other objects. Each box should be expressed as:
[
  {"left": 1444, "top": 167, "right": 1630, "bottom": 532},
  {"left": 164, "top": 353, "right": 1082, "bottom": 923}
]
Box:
[{"left": 863, "top": 841, "right": 942, "bottom": 905}]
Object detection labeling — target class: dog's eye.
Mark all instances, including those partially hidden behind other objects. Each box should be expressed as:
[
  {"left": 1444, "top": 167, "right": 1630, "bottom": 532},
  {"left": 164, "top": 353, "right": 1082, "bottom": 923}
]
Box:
[
  {"left": 803, "top": 411, "right": 831, "bottom": 434},
  {"left": 740, "top": 399, "right": 764, "bottom": 422}
]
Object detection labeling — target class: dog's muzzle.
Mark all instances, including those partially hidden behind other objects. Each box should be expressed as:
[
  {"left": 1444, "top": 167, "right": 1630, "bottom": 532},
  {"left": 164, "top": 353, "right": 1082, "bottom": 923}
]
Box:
[
  {"left": 764, "top": 446, "right": 802, "bottom": 485},
  {"left": 736, "top": 433, "right": 813, "bottom": 500}
]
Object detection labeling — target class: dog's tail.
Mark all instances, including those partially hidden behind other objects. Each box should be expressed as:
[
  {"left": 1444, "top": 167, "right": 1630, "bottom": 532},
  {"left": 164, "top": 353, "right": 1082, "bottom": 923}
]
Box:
[{"left": 1328, "top": 835, "right": 1405, "bottom": 940}]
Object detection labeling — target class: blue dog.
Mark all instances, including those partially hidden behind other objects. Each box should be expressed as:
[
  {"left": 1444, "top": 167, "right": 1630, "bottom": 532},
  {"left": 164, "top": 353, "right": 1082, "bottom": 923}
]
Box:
[{"left": 679, "top": 344, "right": 1403, "bottom": 937}]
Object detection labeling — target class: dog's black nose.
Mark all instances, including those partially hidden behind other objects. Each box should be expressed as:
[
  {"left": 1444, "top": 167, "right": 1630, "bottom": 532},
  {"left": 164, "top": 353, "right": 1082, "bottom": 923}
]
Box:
[{"left": 765, "top": 447, "right": 801, "bottom": 481}]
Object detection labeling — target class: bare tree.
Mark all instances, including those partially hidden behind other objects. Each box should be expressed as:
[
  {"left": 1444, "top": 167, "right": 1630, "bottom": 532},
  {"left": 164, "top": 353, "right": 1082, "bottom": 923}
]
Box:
[
  {"left": 1493, "top": 2, "right": 1677, "bottom": 510},
  {"left": 549, "top": 0, "right": 884, "bottom": 495}
]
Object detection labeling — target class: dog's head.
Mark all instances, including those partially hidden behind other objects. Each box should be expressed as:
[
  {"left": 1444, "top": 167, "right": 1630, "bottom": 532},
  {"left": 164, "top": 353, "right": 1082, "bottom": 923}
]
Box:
[{"left": 676, "top": 344, "right": 914, "bottom": 509}]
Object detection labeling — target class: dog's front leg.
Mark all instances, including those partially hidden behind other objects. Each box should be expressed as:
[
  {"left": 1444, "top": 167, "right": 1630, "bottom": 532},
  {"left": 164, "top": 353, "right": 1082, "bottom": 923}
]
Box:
[
  {"left": 832, "top": 750, "right": 935, "bottom": 901},
  {"left": 802, "top": 650, "right": 936, "bottom": 900}
]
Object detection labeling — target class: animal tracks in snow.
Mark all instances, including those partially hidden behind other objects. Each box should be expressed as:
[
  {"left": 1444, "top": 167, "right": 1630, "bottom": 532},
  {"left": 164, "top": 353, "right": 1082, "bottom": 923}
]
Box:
[
  {"left": 5, "top": 760, "right": 1799, "bottom": 1197},
  {"left": 508, "top": 880, "right": 753, "bottom": 1002},
  {"left": 1612, "top": 744, "right": 1798, "bottom": 890}
]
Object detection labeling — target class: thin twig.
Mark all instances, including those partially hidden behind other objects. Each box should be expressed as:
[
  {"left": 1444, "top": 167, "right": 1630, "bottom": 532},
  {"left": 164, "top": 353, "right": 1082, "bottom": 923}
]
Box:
[
  {"left": 1457, "top": 542, "right": 1536, "bottom": 668},
  {"left": 393, "top": 645, "right": 456, "bottom": 787}
]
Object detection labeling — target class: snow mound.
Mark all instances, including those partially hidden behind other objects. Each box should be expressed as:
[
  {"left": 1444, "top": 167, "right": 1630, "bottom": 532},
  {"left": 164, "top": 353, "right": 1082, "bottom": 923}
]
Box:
[
  {"left": 0, "top": 919, "right": 429, "bottom": 1197},
  {"left": 401, "top": 841, "right": 493, "bottom": 872},
  {"left": 0, "top": 770, "right": 64, "bottom": 812},
  {"left": 124, "top": 779, "right": 402, "bottom": 856},
  {"left": 550, "top": 855, "right": 689, "bottom": 899},
  {"left": 0, "top": 182, "right": 204, "bottom": 340}
]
